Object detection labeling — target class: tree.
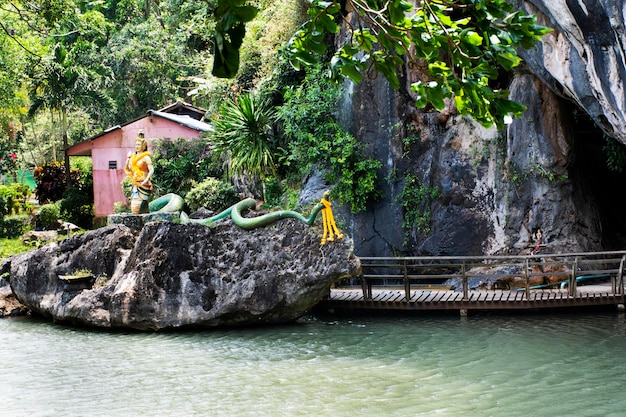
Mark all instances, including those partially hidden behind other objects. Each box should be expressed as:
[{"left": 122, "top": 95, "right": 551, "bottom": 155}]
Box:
[
  {"left": 211, "top": 0, "right": 550, "bottom": 129},
  {"left": 28, "top": 42, "right": 114, "bottom": 186},
  {"left": 210, "top": 92, "right": 278, "bottom": 197}
]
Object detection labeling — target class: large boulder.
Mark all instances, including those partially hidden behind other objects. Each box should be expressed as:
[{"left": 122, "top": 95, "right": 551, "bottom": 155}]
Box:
[{"left": 3, "top": 219, "right": 359, "bottom": 330}]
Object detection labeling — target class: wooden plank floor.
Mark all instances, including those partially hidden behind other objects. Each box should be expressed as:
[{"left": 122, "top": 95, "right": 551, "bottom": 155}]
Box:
[{"left": 320, "top": 285, "right": 625, "bottom": 312}]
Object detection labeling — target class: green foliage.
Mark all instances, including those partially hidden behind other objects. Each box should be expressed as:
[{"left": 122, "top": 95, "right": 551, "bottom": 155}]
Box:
[
  {"left": 604, "top": 136, "right": 626, "bottom": 173},
  {"left": 278, "top": 65, "right": 382, "bottom": 213},
  {"left": 38, "top": 203, "right": 60, "bottom": 230},
  {"left": 0, "top": 237, "right": 34, "bottom": 260},
  {"left": 261, "top": 177, "right": 300, "bottom": 210},
  {"left": 210, "top": 93, "right": 278, "bottom": 180},
  {"left": 212, "top": 0, "right": 259, "bottom": 78},
  {"left": 0, "top": 215, "right": 29, "bottom": 239},
  {"left": 113, "top": 201, "right": 131, "bottom": 214},
  {"left": 397, "top": 173, "right": 441, "bottom": 237},
  {"left": 185, "top": 177, "right": 240, "bottom": 213},
  {"left": 0, "top": 142, "right": 18, "bottom": 176},
  {"left": 286, "top": 0, "right": 551, "bottom": 129},
  {"left": 59, "top": 187, "right": 93, "bottom": 229},
  {"left": 263, "top": 176, "right": 284, "bottom": 207},
  {"left": 0, "top": 183, "right": 31, "bottom": 217},
  {"left": 101, "top": 18, "right": 201, "bottom": 124},
  {"left": 327, "top": 131, "right": 382, "bottom": 213},
  {"left": 152, "top": 137, "right": 220, "bottom": 198},
  {"left": 120, "top": 176, "right": 133, "bottom": 199}
]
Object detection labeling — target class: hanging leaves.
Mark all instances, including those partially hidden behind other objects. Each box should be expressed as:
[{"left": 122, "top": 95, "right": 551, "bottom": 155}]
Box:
[
  {"left": 285, "top": 0, "right": 552, "bottom": 129},
  {"left": 211, "top": 0, "right": 259, "bottom": 78}
]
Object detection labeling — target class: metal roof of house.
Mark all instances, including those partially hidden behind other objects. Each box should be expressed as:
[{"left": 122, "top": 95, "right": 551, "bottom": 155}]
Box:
[{"left": 146, "top": 110, "right": 213, "bottom": 132}]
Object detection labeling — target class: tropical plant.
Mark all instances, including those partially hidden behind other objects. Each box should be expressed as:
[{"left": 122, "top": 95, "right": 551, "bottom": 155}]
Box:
[
  {"left": 33, "top": 161, "right": 81, "bottom": 204},
  {"left": 28, "top": 42, "right": 114, "bottom": 184},
  {"left": 604, "top": 136, "right": 626, "bottom": 173},
  {"left": 396, "top": 173, "right": 441, "bottom": 238},
  {"left": 59, "top": 187, "right": 93, "bottom": 229},
  {"left": 210, "top": 93, "right": 279, "bottom": 183}
]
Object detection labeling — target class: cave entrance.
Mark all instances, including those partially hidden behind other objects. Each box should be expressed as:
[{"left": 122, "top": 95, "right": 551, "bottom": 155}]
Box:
[{"left": 571, "top": 110, "right": 626, "bottom": 249}]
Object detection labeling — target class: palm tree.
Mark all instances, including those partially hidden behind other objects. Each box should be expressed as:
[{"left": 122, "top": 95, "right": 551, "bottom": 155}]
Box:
[
  {"left": 210, "top": 92, "right": 278, "bottom": 199},
  {"left": 29, "top": 43, "right": 114, "bottom": 188}
]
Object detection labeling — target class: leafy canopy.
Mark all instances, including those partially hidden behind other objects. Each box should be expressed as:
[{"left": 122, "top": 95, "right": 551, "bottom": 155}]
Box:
[{"left": 284, "top": 0, "right": 551, "bottom": 128}]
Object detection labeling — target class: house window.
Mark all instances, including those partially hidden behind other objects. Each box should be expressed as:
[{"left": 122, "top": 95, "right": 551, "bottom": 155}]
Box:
[{"left": 109, "top": 160, "right": 117, "bottom": 169}]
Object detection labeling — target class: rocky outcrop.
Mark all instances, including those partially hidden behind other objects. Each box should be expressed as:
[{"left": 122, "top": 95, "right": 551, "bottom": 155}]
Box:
[
  {"left": 516, "top": 0, "right": 626, "bottom": 143},
  {"left": 2, "top": 220, "right": 359, "bottom": 330},
  {"left": 332, "top": 1, "right": 623, "bottom": 258}
]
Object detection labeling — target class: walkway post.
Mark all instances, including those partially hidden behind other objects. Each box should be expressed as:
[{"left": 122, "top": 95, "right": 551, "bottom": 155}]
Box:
[
  {"left": 613, "top": 255, "right": 626, "bottom": 295},
  {"left": 462, "top": 261, "right": 468, "bottom": 301},
  {"left": 403, "top": 260, "right": 410, "bottom": 301},
  {"left": 524, "top": 258, "right": 530, "bottom": 300},
  {"left": 569, "top": 257, "right": 579, "bottom": 297}
]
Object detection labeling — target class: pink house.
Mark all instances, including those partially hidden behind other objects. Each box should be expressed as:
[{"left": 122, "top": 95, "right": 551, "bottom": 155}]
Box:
[{"left": 66, "top": 102, "right": 212, "bottom": 218}]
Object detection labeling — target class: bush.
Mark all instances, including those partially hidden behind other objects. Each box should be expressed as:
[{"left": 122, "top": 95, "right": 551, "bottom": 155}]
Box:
[
  {"left": 120, "top": 176, "right": 133, "bottom": 199},
  {"left": 33, "top": 161, "right": 81, "bottom": 204},
  {"left": 38, "top": 203, "right": 60, "bottom": 230},
  {"left": 0, "top": 215, "right": 29, "bottom": 238},
  {"left": 0, "top": 185, "right": 18, "bottom": 217},
  {"left": 277, "top": 64, "right": 382, "bottom": 213},
  {"left": 185, "top": 178, "right": 240, "bottom": 213},
  {"left": 152, "top": 137, "right": 222, "bottom": 198},
  {"left": 114, "top": 201, "right": 130, "bottom": 213},
  {"left": 59, "top": 187, "right": 93, "bottom": 229}
]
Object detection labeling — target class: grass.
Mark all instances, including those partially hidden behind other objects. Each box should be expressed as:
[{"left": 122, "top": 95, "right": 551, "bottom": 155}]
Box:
[{"left": 0, "top": 237, "right": 37, "bottom": 261}]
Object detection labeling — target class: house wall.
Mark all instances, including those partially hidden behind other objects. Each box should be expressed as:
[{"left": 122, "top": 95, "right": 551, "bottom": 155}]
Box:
[{"left": 88, "top": 117, "right": 204, "bottom": 217}]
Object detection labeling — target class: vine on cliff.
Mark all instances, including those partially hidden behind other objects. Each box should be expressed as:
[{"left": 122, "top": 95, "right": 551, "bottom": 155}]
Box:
[
  {"left": 396, "top": 173, "right": 440, "bottom": 241},
  {"left": 278, "top": 65, "right": 382, "bottom": 213}
]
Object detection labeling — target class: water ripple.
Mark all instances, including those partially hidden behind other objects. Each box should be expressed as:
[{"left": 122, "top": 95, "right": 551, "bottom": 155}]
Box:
[{"left": 1, "top": 313, "right": 626, "bottom": 416}]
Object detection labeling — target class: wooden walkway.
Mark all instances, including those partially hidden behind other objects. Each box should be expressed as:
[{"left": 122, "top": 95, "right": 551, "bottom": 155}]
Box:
[{"left": 318, "top": 251, "right": 626, "bottom": 313}]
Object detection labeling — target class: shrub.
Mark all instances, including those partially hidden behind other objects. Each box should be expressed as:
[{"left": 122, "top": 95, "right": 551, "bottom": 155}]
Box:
[
  {"left": 152, "top": 137, "right": 222, "bottom": 198},
  {"left": 0, "top": 185, "right": 18, "bottom": 217},
  {"left": 59, "top": 187, "right": 93, "bottom": 229},
  {"left": 185, "top": 178, "right": 239, "bottom": 213},
  {"left": 0, "top": 215, "right": 29, "bottom": 238},
  {"left": 114, "top": 201, "right": 130, "bottom": 213},
  {"left": 33, "top": 161, "right": 81, "bottom": 204},
  {"left": 38, "top": 203, "right": 60, "bottom": 230},
  {"left": 263, "top": 177, "right": 284, "bottom": 208},
  {"left": 277, "top": 64, "right": 382, "bottom": 213},
  {"left": 120, "top": 176, "right": 133, "bottom": 199}
]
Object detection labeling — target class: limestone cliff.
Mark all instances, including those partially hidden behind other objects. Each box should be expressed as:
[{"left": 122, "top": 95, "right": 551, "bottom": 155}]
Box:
[{"left": 326, "top": 0, "right": 624, "bottom": 257}]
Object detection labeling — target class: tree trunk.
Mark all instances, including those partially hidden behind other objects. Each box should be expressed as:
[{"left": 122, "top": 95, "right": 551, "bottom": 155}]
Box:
[{"left": 62, "top": 109, "right": 72, "bottom": 189}]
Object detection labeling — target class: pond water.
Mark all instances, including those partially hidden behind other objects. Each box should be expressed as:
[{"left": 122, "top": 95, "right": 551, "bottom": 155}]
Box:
[{"left": 1, "top": 311, "right": 625, "bottom": 416}]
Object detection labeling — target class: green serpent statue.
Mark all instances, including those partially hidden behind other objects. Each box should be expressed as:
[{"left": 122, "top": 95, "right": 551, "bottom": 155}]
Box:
[
  {"left": 180, "top": 191, "right": 344, "bottom": 244},
  {"left": 148, "top": 193, "right": 185, "bottom": 213}
]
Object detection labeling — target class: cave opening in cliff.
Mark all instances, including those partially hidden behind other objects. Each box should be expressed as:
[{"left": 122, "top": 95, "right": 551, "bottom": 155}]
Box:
[{"left": 571, "top": 110, "right": 626, "bottom": 249}]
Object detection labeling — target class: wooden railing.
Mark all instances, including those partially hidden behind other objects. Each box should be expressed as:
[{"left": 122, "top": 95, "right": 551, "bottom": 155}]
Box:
[{"left": 357, "top": 251, "right": 626, "bottom": 301}]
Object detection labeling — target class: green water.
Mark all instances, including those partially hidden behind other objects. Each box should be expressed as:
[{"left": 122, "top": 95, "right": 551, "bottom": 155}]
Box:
[{"left": 1, "top": 312, "right": 625, "bottom": 416}]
